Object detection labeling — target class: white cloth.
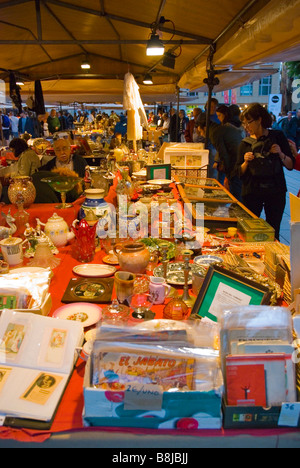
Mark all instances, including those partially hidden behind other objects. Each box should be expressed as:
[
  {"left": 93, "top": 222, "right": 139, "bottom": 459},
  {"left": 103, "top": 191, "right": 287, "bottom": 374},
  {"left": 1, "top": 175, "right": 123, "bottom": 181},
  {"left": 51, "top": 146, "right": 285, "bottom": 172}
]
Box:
[{"left": 123, "top": 72, "right": 148, "bottom": 141}]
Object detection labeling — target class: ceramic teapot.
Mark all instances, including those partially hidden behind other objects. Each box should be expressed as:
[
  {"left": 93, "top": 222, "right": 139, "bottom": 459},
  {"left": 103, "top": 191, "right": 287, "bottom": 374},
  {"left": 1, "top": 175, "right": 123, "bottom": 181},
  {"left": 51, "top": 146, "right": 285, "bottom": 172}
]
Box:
[
  {"left": 42, "top": 213, "right": 74, "bottom": 247},
  {"left": 113, "top": 241, "right": 150, "bottom": 274}
]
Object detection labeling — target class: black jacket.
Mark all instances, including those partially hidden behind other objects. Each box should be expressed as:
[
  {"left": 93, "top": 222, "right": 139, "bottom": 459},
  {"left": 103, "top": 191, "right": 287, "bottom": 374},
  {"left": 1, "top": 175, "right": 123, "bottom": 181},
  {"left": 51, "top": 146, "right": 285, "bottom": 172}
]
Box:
[{"left": 40, "top": 152, "right": 87, "bottom": 178}]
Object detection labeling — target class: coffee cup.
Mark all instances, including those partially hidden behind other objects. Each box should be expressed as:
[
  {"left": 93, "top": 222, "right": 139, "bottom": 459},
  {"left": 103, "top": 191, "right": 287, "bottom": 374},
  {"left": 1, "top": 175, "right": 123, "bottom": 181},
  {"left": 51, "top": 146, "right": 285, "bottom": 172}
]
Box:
[
  {"left": 114, "top": 271, "right": 136, "bottom": 304},
  {"left": 227, "top": 227, "right": 237, "bottom": 237},
  {"left": 149, "top": 276, "right": 171, "bottom": 304},
  {"left": 0, "top": 237, "right": 23, "bottom": 266}
]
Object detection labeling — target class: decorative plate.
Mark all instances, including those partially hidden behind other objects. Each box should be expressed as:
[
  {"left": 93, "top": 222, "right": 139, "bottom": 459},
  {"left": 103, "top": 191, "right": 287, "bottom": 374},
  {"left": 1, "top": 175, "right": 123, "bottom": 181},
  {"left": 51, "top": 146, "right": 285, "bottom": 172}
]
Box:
[
  {"left": 193, "top": 255, "right": 224, "bottom": 267},
  {"left": 148, "top": 179, "right": 173, "bottom": 186},
  {"left": 153, "top": 262, "right": 206, "bottom": 285},
  {"left": 52, "top": 302, "right": 102, "bottom": 328},
  {"left": 61, "top": 277, "right": 114, "bottom": 303},
  {"left": 102, "top": 255, "right": 119, "bottom": 265},
  {"left": 72, "top": 264, "right": 116, "bottom": 278}
]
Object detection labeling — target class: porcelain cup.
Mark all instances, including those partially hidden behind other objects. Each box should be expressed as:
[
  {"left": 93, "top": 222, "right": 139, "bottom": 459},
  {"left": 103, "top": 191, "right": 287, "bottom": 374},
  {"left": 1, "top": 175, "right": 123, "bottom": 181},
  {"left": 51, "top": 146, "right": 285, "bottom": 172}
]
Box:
[
  {"left": 0, "top": 237, "right": 23, "bottom": 266},
  {"left": 149, "top": 276, "right": 171, "bottom": 304}
]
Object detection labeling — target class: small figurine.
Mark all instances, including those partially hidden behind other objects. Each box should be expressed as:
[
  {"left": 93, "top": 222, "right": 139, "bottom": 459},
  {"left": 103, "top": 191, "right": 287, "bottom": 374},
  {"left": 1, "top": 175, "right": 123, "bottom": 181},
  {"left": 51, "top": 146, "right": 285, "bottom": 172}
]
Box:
[{"left": 0, "top": 210, "right": 17, "bottom": 240}]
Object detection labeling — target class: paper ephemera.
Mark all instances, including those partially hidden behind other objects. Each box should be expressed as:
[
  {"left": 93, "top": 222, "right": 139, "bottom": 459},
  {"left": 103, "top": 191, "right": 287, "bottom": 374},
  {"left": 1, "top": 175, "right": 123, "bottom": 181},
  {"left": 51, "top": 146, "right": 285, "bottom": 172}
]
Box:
[
  {"left": 0, "top": 323, "right": 26, "bottom": 358},
  {"left": 0, "top": 367, "right": 12, "bottom": 393},
  {"left": 45, "top": 329, "right": 68, "bottom": 366},
  {"left": 93, "top": 351, "right": 195, "bottom": 392},
  {"left": 21, "top": 372, "right": 63, "bottom": 406}
]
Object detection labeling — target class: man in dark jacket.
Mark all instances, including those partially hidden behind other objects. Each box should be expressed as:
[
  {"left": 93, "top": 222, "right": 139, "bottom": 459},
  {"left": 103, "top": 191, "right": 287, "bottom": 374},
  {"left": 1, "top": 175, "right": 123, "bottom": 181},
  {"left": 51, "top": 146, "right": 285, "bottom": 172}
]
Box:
[
  {"left": 40, "top": 137, "right": 87, "bottom": 177},
  {"left": 197, "top": 116, "right": 243, "bottom": 200},
  {"left": 33, "top": 137, "right": 87, "bottom": 203}
]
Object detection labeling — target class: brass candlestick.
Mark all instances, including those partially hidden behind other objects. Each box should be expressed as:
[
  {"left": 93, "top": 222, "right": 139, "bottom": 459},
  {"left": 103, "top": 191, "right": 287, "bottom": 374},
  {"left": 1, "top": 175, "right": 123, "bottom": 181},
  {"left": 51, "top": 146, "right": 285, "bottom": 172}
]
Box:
[
  {"left": 159, "top": 242, "right": 169, "bottom": 279},
  {"left": 180, "top": 249, "right": 196, "bottom": 307}
]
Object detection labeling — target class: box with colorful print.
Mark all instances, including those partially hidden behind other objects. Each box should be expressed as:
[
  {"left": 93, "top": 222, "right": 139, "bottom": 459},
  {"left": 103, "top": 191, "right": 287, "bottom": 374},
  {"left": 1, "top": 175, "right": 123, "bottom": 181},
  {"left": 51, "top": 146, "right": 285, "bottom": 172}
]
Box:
[{"left": 83, "top": 336, "right": 223, "bottom": 430}]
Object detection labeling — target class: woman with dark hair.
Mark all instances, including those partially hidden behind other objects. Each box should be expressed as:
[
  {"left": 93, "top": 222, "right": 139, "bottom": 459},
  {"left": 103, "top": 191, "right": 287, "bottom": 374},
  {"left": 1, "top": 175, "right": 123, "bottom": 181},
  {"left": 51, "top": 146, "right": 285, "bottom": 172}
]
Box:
[
  {"left": 236, "top": 103, "right": 294, "bottom": 240},
  {"left": 9, "top": 137, "right": 41, "bottom": 176}
]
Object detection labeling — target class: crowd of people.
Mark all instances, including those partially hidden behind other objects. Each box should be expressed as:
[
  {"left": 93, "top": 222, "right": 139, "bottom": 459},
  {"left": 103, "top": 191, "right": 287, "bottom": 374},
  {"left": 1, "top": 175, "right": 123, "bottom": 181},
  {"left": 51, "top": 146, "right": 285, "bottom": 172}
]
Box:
[
  {"left": 146, "top": 101, "right": 299, "bottom": 240},
  {"left": 0, "top": 108, "right": 124, "bottom": 143},
  {"left": 1, "top": 101, "right": 300, "bottom": 241}
]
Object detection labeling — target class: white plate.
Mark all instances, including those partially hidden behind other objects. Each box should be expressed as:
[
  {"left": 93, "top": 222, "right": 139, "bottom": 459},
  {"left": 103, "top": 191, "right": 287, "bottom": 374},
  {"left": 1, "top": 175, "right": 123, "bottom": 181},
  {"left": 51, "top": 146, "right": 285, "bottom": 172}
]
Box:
[
  {"left": 147, "top": 179, "right": 173, "bottom": 185},
  {"left": 72, "top": 264, "right": 116, "bottom": 278},
  {"left": 52, "top": 303, "right": 102, "bottom": 328},
  {"left": 193, "top": 255, "right": 223, "bottom": 267}
]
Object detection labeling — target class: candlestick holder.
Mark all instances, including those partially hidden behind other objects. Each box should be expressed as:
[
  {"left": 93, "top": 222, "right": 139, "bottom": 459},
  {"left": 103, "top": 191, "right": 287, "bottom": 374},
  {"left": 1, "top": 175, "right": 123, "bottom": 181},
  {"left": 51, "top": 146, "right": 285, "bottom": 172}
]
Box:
[{"left": 180, "top": 249, "right": 196, "bottom": 307}]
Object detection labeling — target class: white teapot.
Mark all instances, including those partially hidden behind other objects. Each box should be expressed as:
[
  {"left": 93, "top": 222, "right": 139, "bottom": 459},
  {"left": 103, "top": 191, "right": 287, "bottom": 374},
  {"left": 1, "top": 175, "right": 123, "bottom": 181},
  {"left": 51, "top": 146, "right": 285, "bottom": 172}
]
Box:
[{"left": 42, "top": 213, "right": 74, "bottom": 247}]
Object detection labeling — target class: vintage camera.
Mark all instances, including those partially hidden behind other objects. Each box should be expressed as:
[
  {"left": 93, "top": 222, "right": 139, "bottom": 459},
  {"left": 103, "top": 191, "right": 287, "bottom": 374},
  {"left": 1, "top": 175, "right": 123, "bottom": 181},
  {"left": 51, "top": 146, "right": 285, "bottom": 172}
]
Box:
[{"left": 252, "top": 138, "right": 274, "bottom": 158}]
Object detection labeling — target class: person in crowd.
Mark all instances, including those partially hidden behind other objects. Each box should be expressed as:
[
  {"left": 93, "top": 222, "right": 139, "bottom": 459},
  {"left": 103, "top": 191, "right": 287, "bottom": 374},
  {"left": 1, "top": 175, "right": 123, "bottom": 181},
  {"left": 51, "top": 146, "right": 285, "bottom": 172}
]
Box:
[
  {"left": 205, "top": 97, "right": 220, "bottom": 124},
  {"left": 169, "top": 108, "right": 178, "bottom": 142},
  {"left": 184, "top": 108, "right": 203, "bottom": 142},
  {"left": 58, "top": 111, "right": 67, "bottom": 130},
  {"left": 18, "top": 111, "right": 27, "bottom": 135},
  {"left": 38, "top": 112, "right": 49, "bottom": 137},
  {"left": 197, "top": 112, "right": 243, "bottom": 201},
  {"left": 32, "top": 137, "right": 86, "bottom": 203},
  {"left": 8, "top": 137, "right": 41, "bottom": 176},
  {"left": 9, "top": 112, "right": 19, "bottom": 139},
  {"left": 156, "top": 109, "right": 164, "bottom": 129},
  {"left": 281, "top": 111, "right": 298, "bottom": 143},
  {"left": 178, "top": 109, "right": 189, "bottom": 142},
  {"left": 40, "top": 136, "right": 86, "bottom": 177},
  {"left": 88, "top": 110, "right": 96, "bottom": 124},
  {"left": 64, "top": 111, "right": 74, "bottom": 130},
  {"left": 47, "top": 109, "right": 61, "bottom": 135},
  {"left": 158, "top": 112, "right": 170, "bottom": 146},
  {"left": 236, "top": 102, "right": 294, "bottom": 240},
  {"left": 17, "top": 112, "right": 39, "bottom": 138},
  {"left": 228, "top": 104, "right": 243, "bottom": 129},
  {"left": 0, "top": 111, "right": 10, "bottom": 145}
]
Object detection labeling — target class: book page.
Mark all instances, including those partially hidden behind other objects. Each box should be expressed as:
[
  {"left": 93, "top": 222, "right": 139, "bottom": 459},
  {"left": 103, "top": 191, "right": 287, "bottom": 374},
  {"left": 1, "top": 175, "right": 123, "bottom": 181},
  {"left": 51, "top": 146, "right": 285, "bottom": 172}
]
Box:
[{"left": 0, "top": 368, "right": 67, "bottom": 421}]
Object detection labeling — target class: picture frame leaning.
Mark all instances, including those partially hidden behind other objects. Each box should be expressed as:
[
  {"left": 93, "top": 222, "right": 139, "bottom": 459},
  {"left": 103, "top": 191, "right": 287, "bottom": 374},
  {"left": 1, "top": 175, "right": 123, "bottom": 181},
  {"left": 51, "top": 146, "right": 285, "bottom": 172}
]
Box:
[{"left": 190, "top": 265, "right": 272, "bottom": 322}]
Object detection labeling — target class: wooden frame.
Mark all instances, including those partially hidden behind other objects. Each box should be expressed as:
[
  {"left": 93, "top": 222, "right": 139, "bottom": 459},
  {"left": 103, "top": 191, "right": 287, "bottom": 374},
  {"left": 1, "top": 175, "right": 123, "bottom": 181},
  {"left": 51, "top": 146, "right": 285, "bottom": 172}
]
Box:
[{"left": 190, "top": 265, "right": 272, "bottom": 322}]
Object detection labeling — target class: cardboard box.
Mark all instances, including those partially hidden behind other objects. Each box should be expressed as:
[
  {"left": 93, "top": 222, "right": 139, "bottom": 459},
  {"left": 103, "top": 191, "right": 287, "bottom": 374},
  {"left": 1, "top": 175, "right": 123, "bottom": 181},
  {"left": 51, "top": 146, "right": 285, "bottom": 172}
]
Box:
[
  {"left": 222, "top": 400, "right": 282, "bottom": 429},
  {"left": 15, "top": 292, "right": 52, "bottom": 316},
  {"left": 237, "top": 218, "right": 275, "bottom": 242},
  {"left": 83, "top": 358, "right": 223, "bottom": 430}
]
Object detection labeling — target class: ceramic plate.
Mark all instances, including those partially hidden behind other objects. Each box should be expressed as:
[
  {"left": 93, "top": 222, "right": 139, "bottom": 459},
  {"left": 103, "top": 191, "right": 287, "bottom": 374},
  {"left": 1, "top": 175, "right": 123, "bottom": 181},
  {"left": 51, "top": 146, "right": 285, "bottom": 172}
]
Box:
[
  {"left": 85, "top": 328, "right": 97, "bottom": 342},
  {"left": 102, "top": 255, "right": 119, "bottom": 265},
  {"left": 52, "top": 303, "right": 102, "bottom": 328},
  {"left": 153, "top": 262, "right": 206, "bottom": 285},
  {"left": 73, "top": 264, "right": 116, "bottom": 278},
  {"left": 193, "top": 255, "right": 224, "bottom": 267},
  {"left": 148, "top": 179, "right": 173, "bottom": 185}
]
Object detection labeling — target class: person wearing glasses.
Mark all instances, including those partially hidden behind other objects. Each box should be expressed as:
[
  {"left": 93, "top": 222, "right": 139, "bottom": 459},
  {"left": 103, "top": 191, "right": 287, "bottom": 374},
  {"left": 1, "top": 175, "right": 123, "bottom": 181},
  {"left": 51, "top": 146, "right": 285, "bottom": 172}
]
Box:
[
  {"left": 236, "top": 103, "right": 294, "bottom": 240},
  {"left": 39, "top": 136, "right": 87, "bottom": 177},
  {"left": 32, "top": 136, "right": 87, "bottom": 203}
]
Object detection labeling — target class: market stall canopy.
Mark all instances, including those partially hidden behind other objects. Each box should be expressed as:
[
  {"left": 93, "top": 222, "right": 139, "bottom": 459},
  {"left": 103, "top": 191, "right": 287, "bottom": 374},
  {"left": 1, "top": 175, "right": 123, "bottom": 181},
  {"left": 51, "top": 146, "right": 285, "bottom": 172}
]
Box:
[{"left": 0, "top": 0, "right": 299, "bottom": 105}]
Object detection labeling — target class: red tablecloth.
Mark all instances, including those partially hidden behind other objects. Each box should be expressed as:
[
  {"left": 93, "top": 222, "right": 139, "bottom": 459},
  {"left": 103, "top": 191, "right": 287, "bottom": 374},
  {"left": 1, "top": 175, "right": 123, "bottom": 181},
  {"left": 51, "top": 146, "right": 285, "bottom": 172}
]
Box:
[{"left": 0, "top": 188, "right": 298, "bottom": 444}]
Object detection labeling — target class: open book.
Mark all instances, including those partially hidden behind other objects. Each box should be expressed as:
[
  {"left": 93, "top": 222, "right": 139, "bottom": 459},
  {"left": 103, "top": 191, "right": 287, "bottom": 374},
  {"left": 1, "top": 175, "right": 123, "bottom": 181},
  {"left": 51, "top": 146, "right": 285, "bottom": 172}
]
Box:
[{"left": 0, "top": 309, "right": 84, "bottom": 429}]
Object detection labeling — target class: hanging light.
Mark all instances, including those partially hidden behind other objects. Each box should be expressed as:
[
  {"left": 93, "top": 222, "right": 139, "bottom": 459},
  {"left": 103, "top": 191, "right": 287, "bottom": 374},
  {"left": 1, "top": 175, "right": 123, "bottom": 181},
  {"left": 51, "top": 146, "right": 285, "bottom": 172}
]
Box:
[
  {"left": 16, "top": 79, "right": 24, "bottom": 86},
  {"left": 81, "top": 57, "right": 91, "bottom": 69},
  {"left": 146, "top": 33, "right": 164, "bottom": 56},
  {"left": 143, "top": 73, "right": 153, "bottom": 84}
]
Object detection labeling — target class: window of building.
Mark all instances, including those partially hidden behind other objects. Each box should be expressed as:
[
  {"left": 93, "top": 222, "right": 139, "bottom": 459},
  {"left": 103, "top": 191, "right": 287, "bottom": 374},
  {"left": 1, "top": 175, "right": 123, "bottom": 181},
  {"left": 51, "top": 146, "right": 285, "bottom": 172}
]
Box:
[
  {"left": 240, "top": 84, "right": 253, "bottom": 96},
  {"left": 259, "top": 76, "right": 272, "bottom": 95}
]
